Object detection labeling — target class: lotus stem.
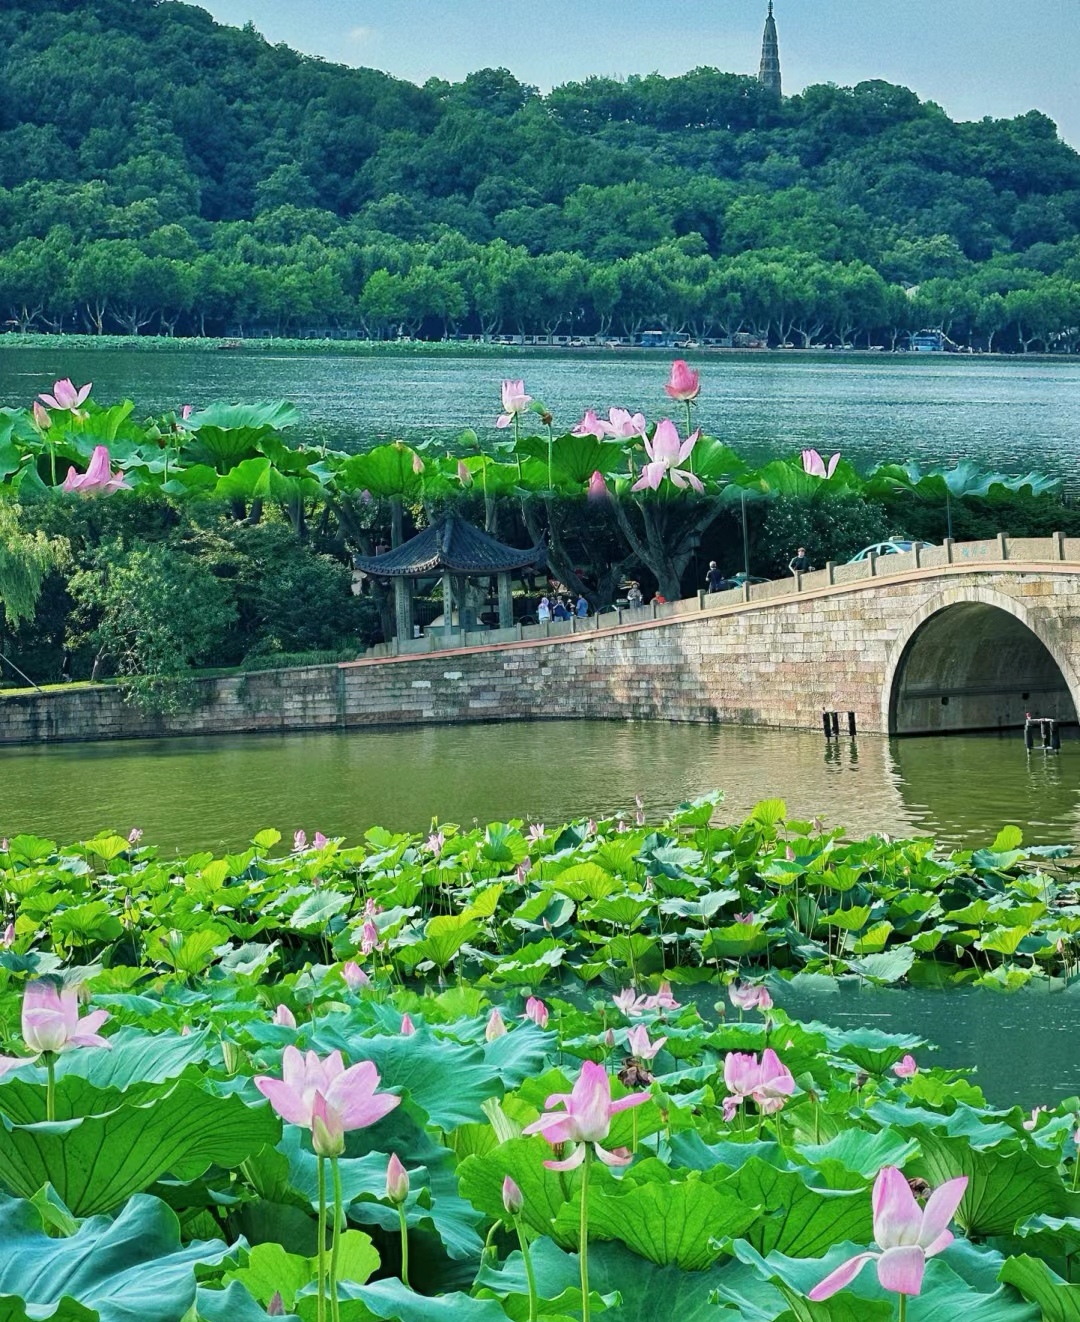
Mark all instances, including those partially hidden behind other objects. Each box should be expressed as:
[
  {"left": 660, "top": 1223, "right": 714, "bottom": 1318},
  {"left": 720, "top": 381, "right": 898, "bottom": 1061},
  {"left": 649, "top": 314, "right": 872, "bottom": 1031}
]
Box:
[
  {"left": 482, "top": 1219, "right": 501, "bottom": 1263},
  {"left": 317, "top": 1156, "right": 328, "bottom": 1322},
  {"left": 579, "top": 1146, "right": 593, "bottom": 1322},
  {"left": 398, "top": 1203, "right": 411, "bottom": 1289},
  {"left": 632, "top": 1108, "right": 638, "bottom": 1154},
  {"left": 330, "top": 1156, "right": 343, "bottom": 1322},
  {"left": 515, "top": 1219, "right": 539, "bottom": 1322},
  {"left": 1073, "top": 1151, "right": 1080, "bottom": 1194},
  {"left": 898, "top": 1295, "right": 907, "bottom": 1322},
  {"left": 45, "top": 1053, "right": 56, "bottom": 1122}
]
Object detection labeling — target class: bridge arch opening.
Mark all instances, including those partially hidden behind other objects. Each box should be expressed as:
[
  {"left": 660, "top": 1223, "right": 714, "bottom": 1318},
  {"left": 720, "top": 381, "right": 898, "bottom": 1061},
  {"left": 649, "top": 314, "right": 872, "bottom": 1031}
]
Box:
[{"left": 889, "top": 601, "right": 1077, "bottom": 735}]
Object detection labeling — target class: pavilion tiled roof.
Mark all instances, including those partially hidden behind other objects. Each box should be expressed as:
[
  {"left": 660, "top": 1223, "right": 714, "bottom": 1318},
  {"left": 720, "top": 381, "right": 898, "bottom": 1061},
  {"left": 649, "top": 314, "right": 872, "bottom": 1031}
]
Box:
[{"left": 352, "top": 515, "right": 546, "bottom": 578}]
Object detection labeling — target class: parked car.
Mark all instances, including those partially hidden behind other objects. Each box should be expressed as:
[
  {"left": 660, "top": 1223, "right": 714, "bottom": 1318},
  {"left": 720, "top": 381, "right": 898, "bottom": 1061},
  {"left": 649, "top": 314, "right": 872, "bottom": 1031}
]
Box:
[{"left": 847, "top": 539, "right": 935, "bottom": 563}]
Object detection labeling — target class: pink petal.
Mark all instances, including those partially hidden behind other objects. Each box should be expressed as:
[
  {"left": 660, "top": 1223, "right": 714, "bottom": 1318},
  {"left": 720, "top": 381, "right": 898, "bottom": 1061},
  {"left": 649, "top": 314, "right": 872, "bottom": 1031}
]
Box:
[
  {"left": 873, "top": 1167, "right": 923, "bottom": 1248},
  {"left": 826, "top": 453, "right": 841, "bottom": 478},
  {"left": 496, "top": 415, "right": 512, "bottom": 429},
  {"left": 594, "top": 1143, "right": 633, "bottom": 1167},
  {"left": 543, "top": 1145, "right": 587, "bottom": 1171},
  {"left": 40, "top": 394, "right": 61, "bottom": 411},
  {"left": 876, "top": 1245, "right": 926, "bottom": 1295},
  {"left": 77, "top": 1009, "right": 109, "bottom": 1036},
  {"left": 917, "top": 1176, "right": 968, "bottom": 1250},
  {"left": 0, "top": 1056, "right": 31, "bottom": 1078},
  {"left": 255, "top": 1075, "right": 312, "bottom": 1127},
  {"left": 608, "top": 1089, "right": 652, "bottom": 1113},
  {"left": 808, "top": 1252, "right": 878, "bottom": 1302}
]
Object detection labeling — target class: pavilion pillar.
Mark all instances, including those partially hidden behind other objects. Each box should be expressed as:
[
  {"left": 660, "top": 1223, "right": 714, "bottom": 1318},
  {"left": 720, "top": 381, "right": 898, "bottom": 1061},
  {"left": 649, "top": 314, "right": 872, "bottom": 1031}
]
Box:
[
  {"left": 442, "top": 572, "right": 454, "bottom": 641},
  {"left": 393, "top": 576, "right": 413, "bottom": 642},
  {"left": 497, "top": 572, "right": 513, "bottom": 629},
  {"left": 455, "top": 575, "right": 473, "bottom": 633}
]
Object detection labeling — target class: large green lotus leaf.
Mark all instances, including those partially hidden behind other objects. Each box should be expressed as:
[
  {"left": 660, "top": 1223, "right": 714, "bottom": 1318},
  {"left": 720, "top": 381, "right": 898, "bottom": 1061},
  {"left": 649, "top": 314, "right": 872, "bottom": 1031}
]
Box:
[
  {"left": 552, "top": 1168, "right": 759, "bottom": 1270},
  {"left": 723, "top": 1158, "right": 872, "bottom": 1259},
  {"left": 730, "top": 1240, "right": 1039, "bottom": 1322},
  {"left": 0, "top": 1073, "right": 165, "bottom": 1125},
  {"left": 223, "top": 1232, "right": 379, "bottom": 1308},
  {"left": 587, "top": 1239, "right": 754, "bottom": 1322},
  {"left": 337, "top": 443, "right": 423, "bottom": 499},
  {"left": 289, "top": 889, "right": 351, "bottom": 931},
  {"left": 709, "top": 1253, "right": 891, "bottom": 1322},
  {"left": 180, "top": 401, "right": 299, "bottom": 471},
  {"left": 277, "top": 1127, "right": 482, "bottom": 1261},
  {"left": 797, "top": 1127, "right": 920, "bottom": 1186},
  {"left": 911, "top": 1132, "right": 1071, "bottom": 1238},
  {"left": 819, "top": 1027, "right": 926, "bottom": 1076},
  {"left": 0, "top": 1082, "right": 279, "bottom": 1215},
  {"left": 301, "top": 1279, "right": 508, "bottom": 1322},
  {"left": 474, "top": 1238, "right": 618, "bottom": 1319},
  {"left": 0, "top": 1193, "right": 237, "bottom": 1322},
  {"left": 999, "top": 1255, "right": 1080, "bottom": 1322},
  {"left": 482, "top": 1025, "right": 557, "bottom": 1089},
  {"left": 456, "top": 455, "right": 521, "bottom": 496},
  {"left": 55, "top": 1028, "right": 211, "bottom": 1089},
  {"left": 457, "top": 1136, "right": 576, "bottom": 1244},
  {"left": 1010, "top": 1214, "right": 1080, "bottom": 1260},
  {"left": 196, "top": 1280, "right": 289, "bottom": 1322}
]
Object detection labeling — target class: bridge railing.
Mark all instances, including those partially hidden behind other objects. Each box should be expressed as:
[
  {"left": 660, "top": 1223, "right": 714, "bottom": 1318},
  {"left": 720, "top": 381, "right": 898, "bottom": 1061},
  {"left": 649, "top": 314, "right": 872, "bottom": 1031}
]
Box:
[{"left": 363, "top": 533, "right": 1077, "bottom": 659}]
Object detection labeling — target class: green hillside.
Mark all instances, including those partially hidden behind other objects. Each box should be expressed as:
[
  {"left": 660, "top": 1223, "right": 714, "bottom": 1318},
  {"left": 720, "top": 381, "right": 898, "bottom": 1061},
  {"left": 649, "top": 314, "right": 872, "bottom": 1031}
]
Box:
[{"left": 0, "top": 0, "right": 1078, "bottom": 347}]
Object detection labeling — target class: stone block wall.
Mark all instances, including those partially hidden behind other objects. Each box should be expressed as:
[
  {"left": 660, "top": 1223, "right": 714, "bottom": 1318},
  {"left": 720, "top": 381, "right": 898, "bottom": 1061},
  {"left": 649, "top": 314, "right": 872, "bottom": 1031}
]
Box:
[{"left": 3, "top": 564, "right": 1080, "bottom": 745}]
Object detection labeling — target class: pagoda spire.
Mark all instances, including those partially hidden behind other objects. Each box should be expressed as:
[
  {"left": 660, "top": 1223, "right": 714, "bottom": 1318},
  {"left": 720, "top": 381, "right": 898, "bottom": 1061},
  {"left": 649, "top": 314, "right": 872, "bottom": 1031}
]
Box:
[{"left": 758, "top": 0, "right": 782, "bottom": 102}]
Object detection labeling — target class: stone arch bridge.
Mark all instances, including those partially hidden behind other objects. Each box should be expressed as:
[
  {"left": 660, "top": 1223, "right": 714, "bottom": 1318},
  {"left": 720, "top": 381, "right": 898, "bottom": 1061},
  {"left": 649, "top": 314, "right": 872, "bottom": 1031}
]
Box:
[
  {"left": 4, "top": 535, "right": 1080, "bottom": 744},
  {"left": 341, "top": 533, "right": 1080, "bottom": 738}
]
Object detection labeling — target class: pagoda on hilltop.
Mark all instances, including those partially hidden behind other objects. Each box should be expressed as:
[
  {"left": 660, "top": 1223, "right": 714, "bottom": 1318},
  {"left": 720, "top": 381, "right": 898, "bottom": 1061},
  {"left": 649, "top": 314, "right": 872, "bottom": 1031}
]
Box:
[{"left": 758, "top": 1, "right": 782, "bottom": 102}]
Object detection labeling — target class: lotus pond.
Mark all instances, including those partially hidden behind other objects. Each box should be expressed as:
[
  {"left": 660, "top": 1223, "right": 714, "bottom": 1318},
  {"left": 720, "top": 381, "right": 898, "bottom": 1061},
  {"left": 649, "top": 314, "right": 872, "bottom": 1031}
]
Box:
[{"left": 4, "top": 804, "right": 1080, "bottom": 1320}]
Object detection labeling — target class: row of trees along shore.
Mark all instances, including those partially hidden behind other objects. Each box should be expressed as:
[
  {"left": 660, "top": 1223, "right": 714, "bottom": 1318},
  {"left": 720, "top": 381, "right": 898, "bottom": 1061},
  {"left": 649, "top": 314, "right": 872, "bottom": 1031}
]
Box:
[
  {"left": 0, "top": 2, "right": 1079, "bottom": 349},
  {"left": 0, "top": 364, "right": 1075, "bottom": 704}
]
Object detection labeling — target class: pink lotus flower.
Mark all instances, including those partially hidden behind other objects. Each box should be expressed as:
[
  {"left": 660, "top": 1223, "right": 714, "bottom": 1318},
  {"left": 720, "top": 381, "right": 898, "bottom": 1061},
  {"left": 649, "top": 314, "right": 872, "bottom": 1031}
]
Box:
[
  {"left": 497, "top": 379, "right": 532, "bottom": 429},
  {"left": 273, "top": 1004, "right": 297, "bottom": 1029},
  {"left": 457, "top": 460, "right": 473, "bottom": 485},
  {"left": 627, "top": 1025, "right": 666, "bottom": 1060},
  {"left": 426, "top": 831, "right": 445, "bottom": 855},
  {"left": 729, "top": 982, "right": 773, "bottom": 1013},
  {"left": 528, "top": 823, "right": 545, "bottom": 845},
  {"left": 585, "top": 819, "right": 597, "bottom": 836},
  {"left": 386, "top": 1153, "right": 410, "bottom": 1205},
  {"left": 128, "top": 828, "right": 143, "bottom": 845},
  {"left": 604, "top": 408, "right": 647, "bottom": 439},
  {"left": 809, "top": 1167, "right": 968, "bottom": 1301},
  {"left": 412, "top": 452, "right": 425, "bottom": 474},
  {"left": 360, "top": 489, "right": 374, "bottom": 504},
  {"left": 1024, "top": 1106, "right": 1048, "bottom": 1131},
  {"left": 525, "top": 997, "right": 549, "bottom": 1029},
  {"left": 723, "top": 1048, "right": 795, "bottom": 1122},
  {"left": 40, "top": 379, "right": 91, "bottom": 412},
  {"left": 644, "top": 982, "right": 680, "bottom": 1012},
  {"left": 61, "top": 446, "right": 130, "bottom": 496},
  {"left": 2, "top": 922, "right": 14, "bottom": 948},
  {"left": 516, "top": 859, "right": 531, "bottom": 884},
  {"left": 664, "top": 361, "right": 700, "bottom": 402},
  {"left": 342, "top": 960, "right": 371, "bottom": 992},
  {"left": 502, "top": 1175, "right": 524, "bottom": 1216},
  {"left": 893, "top": 1055, "right": 919, "bottom": 1079},
  {"left": 294, "top": 830, "right": 307, "bottom": 851},
  {"left": 180, "top": 405, "right": 193, "bottom": 421},
  {"left": 522, "top": 1059, "right": 650, "bottom": 1169},
  {"left": 802, "top": 449, "right": 841, "bottom": 480},
  {"left": 33, "top": 402, "right": 51, "bottom": 431},
  {"left": 254, "top": 1045, "right": 399, "bottom": 1158},
  {"left": 400, "top": 1014, "right": 416, "bottom": 1036},
  {"left": 734, "top": 912, "right": 755, "bottom": 925},
  {"left": 485, "top": 1007, "right": 508, "bottom": 1041},
  {"left": 360, "top": 920, "right": 382, "bottom": 955},
  {"left": 313, "top": 832, "right": 329, "bottom": 849},
  {"left": 22, "top": 981, "right": 110, "bottom": 1055},
  {"left": 631, "top": 420, "right": 704, "bottom": 493},
  {"left": 573, "top": 410, "right": 609, "bottom": 439},
  {"left": 613, "top": 988, "right": 649, "bottom": 1017},
  {"left": 587, "top": 470, "right": 609, "bottom": 503}
]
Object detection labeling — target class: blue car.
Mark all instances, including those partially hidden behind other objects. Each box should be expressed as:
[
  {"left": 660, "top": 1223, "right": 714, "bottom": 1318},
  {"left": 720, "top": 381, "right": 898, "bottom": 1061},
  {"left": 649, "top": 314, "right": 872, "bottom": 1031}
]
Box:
[{"left": 847, "top": 540, "right": 935, "bottom": 563}]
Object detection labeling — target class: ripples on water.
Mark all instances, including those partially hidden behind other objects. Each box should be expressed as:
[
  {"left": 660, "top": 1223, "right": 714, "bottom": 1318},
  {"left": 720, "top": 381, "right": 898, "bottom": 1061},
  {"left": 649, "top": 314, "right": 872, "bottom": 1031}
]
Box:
[{"left": 2, "top": 348, "right": 1079, "bottom": 476}]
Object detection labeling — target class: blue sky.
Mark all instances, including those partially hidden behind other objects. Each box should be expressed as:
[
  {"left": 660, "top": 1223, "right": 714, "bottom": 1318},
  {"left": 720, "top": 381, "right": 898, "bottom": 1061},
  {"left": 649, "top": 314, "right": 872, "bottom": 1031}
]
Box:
[{"left": 193, "top": 0, "right": 1080, "bottom": 146}]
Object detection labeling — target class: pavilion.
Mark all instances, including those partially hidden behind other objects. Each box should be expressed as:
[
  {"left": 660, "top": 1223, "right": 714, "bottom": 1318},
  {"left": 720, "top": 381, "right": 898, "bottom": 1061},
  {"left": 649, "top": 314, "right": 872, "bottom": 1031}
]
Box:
[{"left": 352, "top": 515, "right": 546, "bottom": 643}]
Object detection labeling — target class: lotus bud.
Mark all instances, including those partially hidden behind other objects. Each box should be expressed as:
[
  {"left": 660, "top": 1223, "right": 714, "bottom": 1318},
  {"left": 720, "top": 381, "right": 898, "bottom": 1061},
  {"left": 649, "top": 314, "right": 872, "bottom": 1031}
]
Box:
[
  {"left": 412, "top": 452, "right": 424, "bottom": 474},
  {"left": 604, "top": 1028, "right": 616, "bottom": 1048},
  {"left": 502, "top": 1175, "right": 524, "bottom": 1217},
  {"left": 313, "top": 831, "right": 329, "bottom": 849},
  {"left": 180, "top": 1024, "right": 191, "bottom": 1037},
  {"left": 220, "top": 1039, "right": 242, "bottom": 1076},
  {"left": 400, "top": 1013, "right": 416, "bottom": 1036},
  {"left": 311, "top": 1092, "right": 345, "bottom": 1158},
  {"left": 587, "top": 470, "right": 609, "bottom": 503},
  {"left": 360, "top": 488, "right": 373, "bottom": 504},
  {"left": 892, "top": 1054, "right": 918, "bottom": 1078},
  {"left": 360, "top": 920, "right": 381, "bottom": 954},
  {"left": 386, "top": 1153, "right": 410, "bottom": 1205},
  {"left": 273, "top": 1004, "right": 296, "bottom": 1029},
  {"left": 485, "top": 1007, "right": 508, "bottom": 1041},
  {"left": 524, "top": 997, "right": 549, "bottom": 1029},
  {"left": 32, "top": 401, "right": 51, "bottom": 431},
  {"left": 457, "top": 460, "right": 472, "bottom": 486},
  {"left": 1, "top": 922, "right": 14, "bottom": 948},
  {"left": 267, "top": 1292, "right": 285, "bottom": 1316},
  {"left": 342, "top": 960, "right": 371, "bottom": 992}
]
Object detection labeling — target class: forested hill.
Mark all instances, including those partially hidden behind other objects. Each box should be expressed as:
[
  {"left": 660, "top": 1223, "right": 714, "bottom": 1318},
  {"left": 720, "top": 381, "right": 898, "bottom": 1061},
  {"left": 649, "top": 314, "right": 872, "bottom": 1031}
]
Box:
[{"left": 0, "top": 0, "right": 1079, "bottom": 349}]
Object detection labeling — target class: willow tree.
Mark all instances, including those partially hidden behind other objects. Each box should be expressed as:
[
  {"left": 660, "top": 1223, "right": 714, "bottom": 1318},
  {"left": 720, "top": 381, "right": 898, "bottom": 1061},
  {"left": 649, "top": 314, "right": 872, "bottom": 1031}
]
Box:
[{"left": 0, "top": 502, "right": 67, "bottom": 683}]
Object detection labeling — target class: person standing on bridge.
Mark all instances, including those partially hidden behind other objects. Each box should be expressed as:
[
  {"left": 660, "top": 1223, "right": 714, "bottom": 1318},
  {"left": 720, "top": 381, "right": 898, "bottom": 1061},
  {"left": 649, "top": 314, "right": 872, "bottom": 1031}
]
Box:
[
  {"left": 705, "top": 561, "right": 732, "bottom": 593},
  {"left": 788, "top": 547, "right": 811, "bottom": 576}
]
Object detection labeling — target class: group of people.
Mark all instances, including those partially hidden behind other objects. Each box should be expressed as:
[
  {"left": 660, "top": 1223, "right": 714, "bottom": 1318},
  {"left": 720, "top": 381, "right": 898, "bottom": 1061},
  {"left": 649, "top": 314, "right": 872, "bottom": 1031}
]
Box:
[{"left": 537, "top": 593, "right": 589, "bottom": 623}]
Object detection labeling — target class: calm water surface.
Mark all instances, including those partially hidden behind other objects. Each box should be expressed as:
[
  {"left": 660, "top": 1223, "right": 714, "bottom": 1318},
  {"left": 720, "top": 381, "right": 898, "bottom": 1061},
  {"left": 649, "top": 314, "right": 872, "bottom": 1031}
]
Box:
[
  {"left": 4, "top": 719, "right": 1079, "bottom": 1107},
  {"left": 1, "top": 347, "right": 1079, "bottom": 476}
]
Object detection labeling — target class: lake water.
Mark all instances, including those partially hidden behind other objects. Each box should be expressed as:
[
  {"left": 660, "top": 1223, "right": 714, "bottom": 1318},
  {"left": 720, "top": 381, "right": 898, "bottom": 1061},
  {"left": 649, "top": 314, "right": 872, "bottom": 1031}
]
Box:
[{"left": 2, "top": 346, "right": 1079, "bottom": 476}]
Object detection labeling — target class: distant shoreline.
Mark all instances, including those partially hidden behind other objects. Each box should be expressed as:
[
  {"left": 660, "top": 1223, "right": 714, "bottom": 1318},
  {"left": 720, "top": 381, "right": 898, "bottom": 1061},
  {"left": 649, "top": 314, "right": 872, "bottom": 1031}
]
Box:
[{"left": 0, "top": 334, "right": 1074, "bottom": 363}]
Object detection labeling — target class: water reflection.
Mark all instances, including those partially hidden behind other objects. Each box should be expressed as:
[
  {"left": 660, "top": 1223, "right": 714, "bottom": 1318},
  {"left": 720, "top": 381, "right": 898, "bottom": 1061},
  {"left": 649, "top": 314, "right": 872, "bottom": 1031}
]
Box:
[{"left": 2, "top": 721, "right": 1078, "bottom": 854}]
